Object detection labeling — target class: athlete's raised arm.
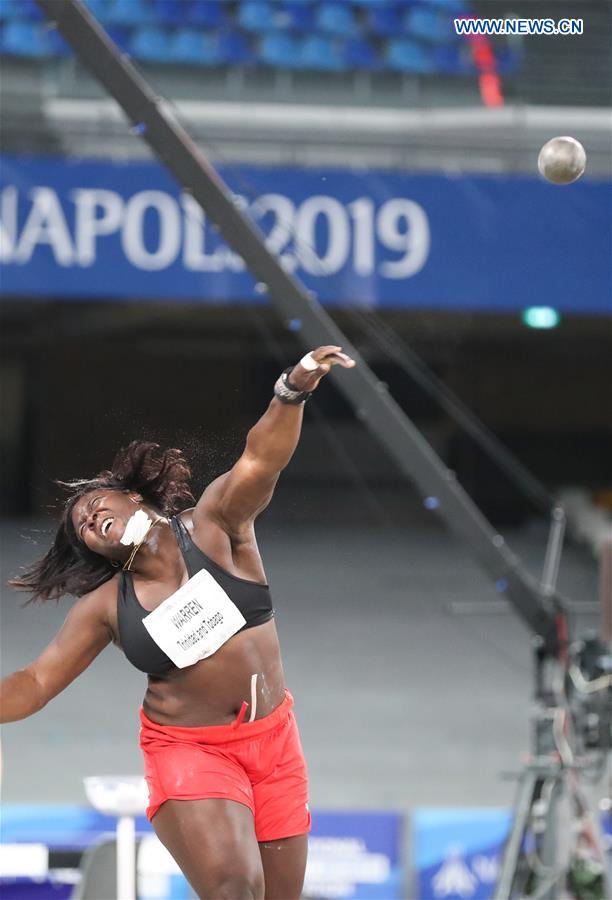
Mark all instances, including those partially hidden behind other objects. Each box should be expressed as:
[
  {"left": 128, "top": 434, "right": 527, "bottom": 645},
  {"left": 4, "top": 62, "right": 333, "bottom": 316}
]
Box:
[
  {"left": 193, "top": 346, "right": 355, "bottom": 538},
  {"left": 0, "top": 583, "right": 113, "bottom": 723}
]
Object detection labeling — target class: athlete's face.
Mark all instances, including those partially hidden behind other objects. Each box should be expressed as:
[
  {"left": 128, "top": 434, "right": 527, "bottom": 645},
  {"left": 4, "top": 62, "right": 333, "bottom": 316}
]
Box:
[{"left": 71, "top": 489, "right": 141, "bottom": 559}]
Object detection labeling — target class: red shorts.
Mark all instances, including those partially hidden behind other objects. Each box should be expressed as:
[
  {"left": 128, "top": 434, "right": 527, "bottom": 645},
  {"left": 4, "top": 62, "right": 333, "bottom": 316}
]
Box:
[{"left": 139, "top": 689, "right": 311, "bottom": 842}]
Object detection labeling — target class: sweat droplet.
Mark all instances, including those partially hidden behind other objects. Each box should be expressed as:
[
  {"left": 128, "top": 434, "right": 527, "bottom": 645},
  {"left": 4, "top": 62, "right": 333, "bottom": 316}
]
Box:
[
  {"left": 130, "top": 123, "right": 146, "bottom": 135},
  {"left": 254, "top": 283, "right": 268, "bottom": 294},
  {"left": 287, "top": 319, "right": 302, "bottom": 331},
  {"left": 424, "top": 496, "right": 439, "bottom": 510}
]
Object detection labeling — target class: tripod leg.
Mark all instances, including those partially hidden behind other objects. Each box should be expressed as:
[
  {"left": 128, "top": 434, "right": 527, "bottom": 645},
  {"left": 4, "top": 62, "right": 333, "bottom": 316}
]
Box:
[
  {"left": 493, "top": 769, "right": 541, "bottom": 900},
  {"left": 534, "top": 775, "right": 570, "bottom": 900}
]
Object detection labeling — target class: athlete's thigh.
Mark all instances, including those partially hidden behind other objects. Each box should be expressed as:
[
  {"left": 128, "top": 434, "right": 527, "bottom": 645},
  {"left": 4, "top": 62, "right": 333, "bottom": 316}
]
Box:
[
  {"left": 152, "top": 798, "right": 264, "bottom": 899},
  {"left": 259, "top": 833, "right": 308, "bottom": 900}
]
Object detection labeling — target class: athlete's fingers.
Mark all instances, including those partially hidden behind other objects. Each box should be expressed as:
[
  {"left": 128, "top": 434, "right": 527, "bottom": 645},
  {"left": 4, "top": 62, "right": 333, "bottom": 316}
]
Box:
[
  {"left": 288, "top": 347, "right": 356, "bottom": 393},
  {"left": 324, "top": 352, "right": 355, "bottom": 368},
  {"left": 310, "top": 348, "right": 356, "bottom": 368},
  {"left": 311, "top": 345, "right": 342, "bottom": 360}
]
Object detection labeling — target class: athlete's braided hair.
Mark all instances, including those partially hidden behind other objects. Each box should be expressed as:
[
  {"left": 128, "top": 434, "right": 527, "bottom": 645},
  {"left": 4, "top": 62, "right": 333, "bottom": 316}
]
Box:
[{"left": 9, "top": 442, "right": 195, "bottom": 603}]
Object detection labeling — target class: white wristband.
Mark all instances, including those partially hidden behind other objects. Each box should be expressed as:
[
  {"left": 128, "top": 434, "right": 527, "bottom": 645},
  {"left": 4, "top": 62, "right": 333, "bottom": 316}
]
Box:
[{"left": 299, "top": 352, "right": 319, "bottom": 372}]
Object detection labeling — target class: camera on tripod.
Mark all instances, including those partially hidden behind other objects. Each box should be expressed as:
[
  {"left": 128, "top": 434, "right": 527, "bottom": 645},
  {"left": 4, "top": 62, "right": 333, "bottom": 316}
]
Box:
[{"left": 569, "top": 632, "right": 612, "bottom": 753}]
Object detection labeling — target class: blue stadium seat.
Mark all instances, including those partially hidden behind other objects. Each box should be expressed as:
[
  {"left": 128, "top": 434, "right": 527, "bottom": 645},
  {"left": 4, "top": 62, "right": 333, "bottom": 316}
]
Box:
[
  {"left": 22, "top": 0, "right": 45, "bottom": 22},
  {"left": 433, "top": 43, "right": 475, "bottom": 74},
  {"left": 169, "top": 28, "right": 221, "bottom": 65},
  {"left": 0, "top": 0, "right": 21, "bottom": 23},
  {"left": 259, "top": 32, "right": 301, "bottom": 67},
  {"left": 315, "top": 3, "right": 359, "bottom": 37},
  {"left": 108, "top": 0, "right": 151, "bottom": 27},
  {"left": 47, "top": 26, "right": 71, "bottom": 56},
  {"left": 427, "top": 0, "right": 468, "bottom": 9},
  {"left": 190, "top": 0, "right": 227, "bottom": 28},
  {"left": 2, "top": 20, "right": 52, "bottom": 56},
  {"left": 279, "top": 2, "right": 315, "bottom": 31},
  {"left": 218, "top": 30, "right": 255, "bottom": 65},
  {"left": 343, "top": 37, "right": 381, "bottom": 70},
  {"left": 129, "top": 25, "right": 171, "bottom": 62},
  {"left": 404, "top": 6, "right": 456, "bottom": 44},
  {"left": 104, "top": 25, "right": 131, "bottom": 52},
  {"left": 238, "top": 2, "right": 273, "bottom": 33},
  {"left": 83, "top": 0, "right": 114, "bottom": 25},
  {"left": 153, "top": 0, "right": 191, "bottom": 26},
  {"left": 493, "top": 46, "right": 523, "bottom": 76},
  {"left": 386, "top": 38, "right": 436, "bottom": 73},
  {"left": 367, "top": 4, "right": 405, "bottom": 37},
  {"left": 299, "top": 34, "right": 345, "bottom": 70}
]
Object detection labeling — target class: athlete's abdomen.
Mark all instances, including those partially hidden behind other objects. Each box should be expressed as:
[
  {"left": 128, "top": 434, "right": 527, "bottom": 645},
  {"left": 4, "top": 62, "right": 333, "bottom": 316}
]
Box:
[{"left": 141, "top": 619, "right": 285, "bottom": 727}]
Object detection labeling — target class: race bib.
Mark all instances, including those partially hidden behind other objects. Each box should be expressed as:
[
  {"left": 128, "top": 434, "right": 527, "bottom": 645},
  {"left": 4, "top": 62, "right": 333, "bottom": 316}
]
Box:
[{"left": 142, "top": 569, "right": 247, "bottom": 668}]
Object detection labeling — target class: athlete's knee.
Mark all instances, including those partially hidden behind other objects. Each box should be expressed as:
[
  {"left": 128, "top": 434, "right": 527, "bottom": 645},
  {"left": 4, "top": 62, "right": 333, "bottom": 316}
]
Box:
[{"left": 210, "top": 873, "right": 264, "bottom": 900}]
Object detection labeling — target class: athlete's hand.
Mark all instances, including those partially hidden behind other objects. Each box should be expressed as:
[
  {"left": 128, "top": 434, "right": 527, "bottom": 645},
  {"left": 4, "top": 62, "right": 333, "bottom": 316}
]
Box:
[{"left": 288, "top": 346, "right": 356, "bottom": 392}]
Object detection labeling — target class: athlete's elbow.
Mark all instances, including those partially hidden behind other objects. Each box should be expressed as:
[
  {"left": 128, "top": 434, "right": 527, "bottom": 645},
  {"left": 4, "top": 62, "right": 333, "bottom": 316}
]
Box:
[{"left": 0, "top": 668, "right": 47, "bottom": 723}]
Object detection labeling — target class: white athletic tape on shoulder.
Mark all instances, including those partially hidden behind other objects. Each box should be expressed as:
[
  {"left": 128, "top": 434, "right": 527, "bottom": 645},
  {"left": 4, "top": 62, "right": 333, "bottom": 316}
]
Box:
[
  {"left": 249, "top": 673, "right": 258, "bottom": 722},
  {"left": 299, "top": 352, "right": 319, "bottom": 372}
]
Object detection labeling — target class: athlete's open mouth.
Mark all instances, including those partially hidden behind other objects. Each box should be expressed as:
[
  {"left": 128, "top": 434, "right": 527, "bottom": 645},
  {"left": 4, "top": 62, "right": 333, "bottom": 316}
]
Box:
[{"left": 100, "top": 517, "right": 114, "bottom": 538}]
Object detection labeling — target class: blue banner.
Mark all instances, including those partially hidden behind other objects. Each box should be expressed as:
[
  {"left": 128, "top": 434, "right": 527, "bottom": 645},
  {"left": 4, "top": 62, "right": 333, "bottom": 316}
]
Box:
[
  {"left": 306, "top": 810, "right": 403, "bottom": 898},
  {"left": 413, "top": 806, "right": 612, "bottom": 900},
  {"left": 413, "top": 807, "right": 511, "bottom": 899},
  {"left": 0, "top": 805, "right": 403, "bottom": 900},
  {"left": 0, "top": 154, "right": 609, "bottom": 314}
]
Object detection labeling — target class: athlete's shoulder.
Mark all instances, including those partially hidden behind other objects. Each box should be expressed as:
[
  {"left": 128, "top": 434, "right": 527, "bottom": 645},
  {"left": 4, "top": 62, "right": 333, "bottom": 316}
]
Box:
[
  {"left": 75, "top": 574, "right": 120, "bottom": 621},
  {"left": 177, "top": 507, "right": 194, "bottom": 524}
]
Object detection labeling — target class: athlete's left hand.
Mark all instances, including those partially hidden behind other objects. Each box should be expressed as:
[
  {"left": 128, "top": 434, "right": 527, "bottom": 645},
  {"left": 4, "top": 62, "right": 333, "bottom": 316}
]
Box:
[{"left": 289, "top": 346, "right": 356, "bottom": 392}]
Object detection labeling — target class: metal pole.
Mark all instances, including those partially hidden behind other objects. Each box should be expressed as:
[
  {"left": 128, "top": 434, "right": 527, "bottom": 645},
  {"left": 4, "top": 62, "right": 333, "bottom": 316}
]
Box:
[
  {"left": 116, "top": 814, "right": 136, "bottom": 900},
  {"left": 600, "top": 535, "right": 612, "bottom": 648},
  {"left": 541, "top": 507, "right": 566, "bottom": 597}
]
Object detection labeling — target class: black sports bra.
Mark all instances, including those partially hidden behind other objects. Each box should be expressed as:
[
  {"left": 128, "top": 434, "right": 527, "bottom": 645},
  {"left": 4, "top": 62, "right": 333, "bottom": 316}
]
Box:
[{"left": 117, "top": 516, "right": 274, "bottom": 675}]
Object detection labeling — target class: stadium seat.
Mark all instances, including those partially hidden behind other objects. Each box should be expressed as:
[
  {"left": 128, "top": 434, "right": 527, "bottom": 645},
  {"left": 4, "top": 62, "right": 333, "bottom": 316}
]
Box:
[
  {"left": 218, "top": 30, "right": 255, "bottom": 66},
  {"left": 2, "top": 20, "right": 52, "bottom": 56},
  {"left": 190, "top": 0, "right": 227, "bottom": 28},
  {"left": 107, "top": 0, "right": 151, "bottom": 27},
  {"left": 404, "top": 6, "right": 456, "bottom": 44},
  {"left": 22, "top": 0, "right": 45, "bottom": 22},
  {"left": 83, "top": 0, "right": 114, "bottom": 26},
  {"left": 315, "top": 3, "right": 359, "bottom": 37},
  {"left": 343, "top": 37, "right": 381, "bottom": 70},
  {"left": 0, "top": 0, "right": 21, "bottom": 23},
  {"left": 169, "top": 28, "right": 221, "bottom": 65},
  {"left": 427, "top": 0, "right": 468, "bottom": 9},
  {"left": 493, "top": 46, "right": 523, "bottom": 76},
  {"left": 153, "top": 0, "right": 191, "bottom": 26},
  {"left": 434, "top": 43, "right": 476, "bottom": 74},
  {"left": 47, "top": 26, "right": 71, "bottom": 56},
  {"left": 129, "top": 26, "right": 171, "bottom": 62},
  {"left": 238, "top": 1, "right": 273, "bottom": 33},
  {"left": 299, "top": 34, "right": 345, "bottom": 70},
  {"left": 367, "top": 4, "right": 406, "bottom": 37},
  {"left": 386, "top": 38, "right": 436, "bottom": 73},
  {"left": 105, "top": 26, "right": 131, "bottom": 53},
  {"left": 259, "top": 32, "right": 301, "bottom": 68},
  {"left": 279, "top": 2, "right": 315, "bottom": 31}
]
